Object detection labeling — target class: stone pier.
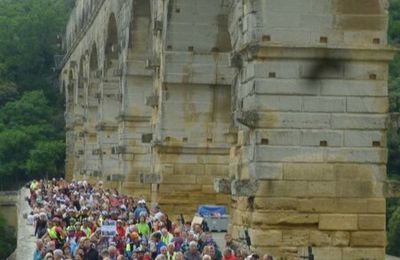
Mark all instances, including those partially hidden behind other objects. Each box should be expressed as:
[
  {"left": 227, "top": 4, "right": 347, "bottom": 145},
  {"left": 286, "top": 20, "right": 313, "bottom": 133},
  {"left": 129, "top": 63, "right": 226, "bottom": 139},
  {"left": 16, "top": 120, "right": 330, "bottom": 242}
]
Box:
[{"left": 60, "top": 0, "right": 395, "bottom": 258}]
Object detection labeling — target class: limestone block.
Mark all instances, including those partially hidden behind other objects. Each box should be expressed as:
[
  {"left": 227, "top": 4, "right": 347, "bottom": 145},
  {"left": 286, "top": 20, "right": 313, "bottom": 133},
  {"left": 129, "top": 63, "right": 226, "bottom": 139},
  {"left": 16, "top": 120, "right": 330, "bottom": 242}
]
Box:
[
  {"left": 173, "top": 164, "right": 205, "bottom": 175},
  {"left": 334, "top": 164, "right": 386, "bottom": 182},
  {"left": 302, "top": 97, "right": 346, "bottom": 113},
  {"left": 283, "top": 163, "right": 335, "bottom": 181},
  {"left": 367, "top": 198, "right": 386, "bottom": 213},
  {"left": 254, "top": 129, "right": 301, "bottom": 146},
  {"left": 195, "top": 176, "right": 214, "bottom": 185},
  {"left": 337, "top": 199, "right": 368, "bottom": 213},
  {"left": 253, "top": 60, "right": 300, "bottom": 79},
  {"left": 326, "top": 147, "right": 387, "bottom": 163},
  {"left": 350, "top": 231, "right": 386, "bottom": 247},
  {"left": 252, "top": 78, "right": 319, "bottom": 96},
  {"left": 335, "top": 181, "right": 375, "bottom": 198},
  {"left": 257, "top": 112, "right": 331, "bottom": 129},
  {"left": 309, "top": 247, "right": 342, "bottom": 260},
  {"left": 319, "top": 214, "right": 358, "bottom": 230},
  {"left": 255, "top": 146, "right": 324, "bottom": 163},
  {"left": 243, "top": 95, "right": 302, "bottom": 112},
  {"left": 342, "top": 247, "right": 385, "bottom": 260},
  {"left": 262, "top": 11, "right": 301, "bottom": 29},
  {"left": 344, "top": 130, "right": 386, "bottom": 147},
  {"left": 331, "top": 114, "right": 387, "bottom": 130},
  {"left": 159, "top": 184, "right": 201, "bottom": 193},
  {"left": 251, "top": 212, "right": 319, "bottom": 225},
  {"left": 321, "top": 80, "right": 387, "bottom": 97},
  {"left": 298, "top": 199, "right": 337, "bottom": 213},
  {"left": 256, "top": 180, "right": 308, "bottom": 197},
  {"left": 347, "top": 97, "right": 388, "bottom": 113},
  {"left": 309, "top": 231, "right": 332, "bottom": 246},
  {"left": 249, "top": 162, "right": 283, "bottom": 180},
  {"left": 161, "top": 175, "right": 196, "bottom": 184},
  {"left": 253, "top": 198, "right": 298, "bottom": 211},
  {"left": 249, "top": 229, "right": 282, "bottom": 247},
  {"left": 358, "top": 215, "right": 386, "bottom": 230},
  {"left": 307, "top": 181, "right": 336, "bottom": 197},
  {"left": 301, "top": 130, "right": 343, "bottom": 147},
  {"left": 332, "top": 231, "right": 350, "bottom": 246},
  {"left": 205, "top": 164, "right": 229, "bottom": 176},
  {"left": 344, "top": 61, "right": 388, "bottom": 81},
  {"left": 282, "top": 230, "right": 310, "bottom": 246}
]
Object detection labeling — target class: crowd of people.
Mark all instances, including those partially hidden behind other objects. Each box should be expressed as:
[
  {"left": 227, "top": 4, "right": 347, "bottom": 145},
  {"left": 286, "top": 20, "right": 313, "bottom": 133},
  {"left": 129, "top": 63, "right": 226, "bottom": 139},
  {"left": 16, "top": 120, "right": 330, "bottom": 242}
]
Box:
[{"left": 28, "top": 178, "right": 274, "bottom": 260}]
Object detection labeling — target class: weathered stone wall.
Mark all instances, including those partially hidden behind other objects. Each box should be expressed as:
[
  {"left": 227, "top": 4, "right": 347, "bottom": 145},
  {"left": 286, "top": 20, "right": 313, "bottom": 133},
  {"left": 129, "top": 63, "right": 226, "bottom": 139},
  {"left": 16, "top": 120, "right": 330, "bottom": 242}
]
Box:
[{"left": 61, "top": 0, "right": 394, "bottom": 258}]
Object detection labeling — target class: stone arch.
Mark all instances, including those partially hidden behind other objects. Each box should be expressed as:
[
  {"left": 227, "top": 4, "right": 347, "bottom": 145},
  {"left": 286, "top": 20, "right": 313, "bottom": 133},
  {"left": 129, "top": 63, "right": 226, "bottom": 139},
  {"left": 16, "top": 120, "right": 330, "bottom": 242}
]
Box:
[
  {"left": 128, "top": 0, "right": 152, "bottom": 59},
  {"left": 89, "top": 44, "right": 99, "bottom": 75},
  {"left": 77, "top": 55, "right": 86, "bottom": 115},
  {"left": 104, "top": 13, "right": 119, "bottom": 74},
  {"left": 87, "top": 44, "right": 99, "bottom": 129},
  {"left": 67, "top": 70, "right": 75, "bottom": 116}
]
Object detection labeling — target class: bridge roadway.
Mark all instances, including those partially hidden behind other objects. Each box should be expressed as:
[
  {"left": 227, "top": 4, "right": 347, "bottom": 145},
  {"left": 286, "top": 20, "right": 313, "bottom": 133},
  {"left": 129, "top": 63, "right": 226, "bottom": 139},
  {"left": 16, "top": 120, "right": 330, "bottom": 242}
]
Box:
[{"left": 4, "top": 188, "right": 400, "bottom": 260}]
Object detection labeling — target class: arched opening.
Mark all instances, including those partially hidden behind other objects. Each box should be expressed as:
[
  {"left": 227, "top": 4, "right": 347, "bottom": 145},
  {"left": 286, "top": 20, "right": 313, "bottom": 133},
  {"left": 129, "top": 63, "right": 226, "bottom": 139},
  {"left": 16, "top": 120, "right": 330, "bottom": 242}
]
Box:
[
  {"left": 88, "top": 44, "right": 99, "bottom": 130},
  {"left": 104, "top": 13, "right": 119, "bottom": 76},
  {"left": 77, "top": 56, "right": 86, "bottom": 117},
  {"left": 128, "top": 0, "right": 152, "bottom": 59},
  {"left": 67, "top": 70, "right": 75, "bottom": 117}
]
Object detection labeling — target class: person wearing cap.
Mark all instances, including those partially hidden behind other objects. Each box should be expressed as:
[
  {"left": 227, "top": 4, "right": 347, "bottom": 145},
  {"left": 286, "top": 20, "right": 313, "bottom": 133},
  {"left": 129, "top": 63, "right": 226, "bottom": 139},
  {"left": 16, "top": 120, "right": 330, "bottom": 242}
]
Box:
[{"left": 134, "top": 200, "right": 148, "bottom": 220}]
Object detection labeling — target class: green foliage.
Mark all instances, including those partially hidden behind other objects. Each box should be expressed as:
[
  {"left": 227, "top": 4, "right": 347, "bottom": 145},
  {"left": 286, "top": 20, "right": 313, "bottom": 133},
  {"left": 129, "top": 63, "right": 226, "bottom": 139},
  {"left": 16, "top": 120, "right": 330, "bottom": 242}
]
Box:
[
  {"left": 0, "top": 0, "right": 70, "bottom": 91},
  {"left": 0, "top": 0, "right": 70, "bottom": 191},
  {"left": 388, "top": 206, "right": 400, "bottom": 255},
  {"left": 27, "top": 140, "right": 65, "bottom": 179},
  {"left": 0, "top": 91, "right": 65, "bottom": 181},
  {"left": 387, "top": 0, "right": 400, "bottom": 256},
  {"left": 388, "top": 0, "right": 400, "bottom": 178},
  {"left": 0, "top": 214, "right": 16, "bottom": 259}
]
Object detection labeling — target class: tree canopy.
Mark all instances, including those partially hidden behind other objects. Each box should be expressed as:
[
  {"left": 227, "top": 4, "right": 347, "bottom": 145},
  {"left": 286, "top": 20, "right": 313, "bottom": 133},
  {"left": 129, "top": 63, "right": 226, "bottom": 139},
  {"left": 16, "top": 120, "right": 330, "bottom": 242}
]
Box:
[{"left": 0, "top": 0, "right": 70, "bottom": 190}]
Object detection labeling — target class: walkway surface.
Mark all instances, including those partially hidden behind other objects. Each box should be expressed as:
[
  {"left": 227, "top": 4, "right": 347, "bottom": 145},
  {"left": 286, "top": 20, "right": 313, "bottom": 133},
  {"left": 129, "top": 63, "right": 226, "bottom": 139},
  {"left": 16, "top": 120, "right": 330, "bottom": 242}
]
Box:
[
  {"left": 8, "top": 188, "right": 36, "bottom": 260},
  {"left": 5, "top": 188, "right": 400, "bottom": 260}
]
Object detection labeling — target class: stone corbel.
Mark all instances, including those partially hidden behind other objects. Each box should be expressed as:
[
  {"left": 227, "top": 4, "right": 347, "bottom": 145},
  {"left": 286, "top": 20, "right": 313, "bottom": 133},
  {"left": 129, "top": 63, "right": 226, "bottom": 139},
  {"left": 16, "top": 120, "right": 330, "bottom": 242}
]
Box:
[
  {"left": 214, "top": 178, "right": 232, "bottom": 194},
  {"left": 231, "top": 179, "right": 259, "bottom": 197},
  {"left": 235, "top": 110, "right": 259, "bottom": 128},
  {"left": 140, "top": 173, "right": 160, "bottom": 184}
]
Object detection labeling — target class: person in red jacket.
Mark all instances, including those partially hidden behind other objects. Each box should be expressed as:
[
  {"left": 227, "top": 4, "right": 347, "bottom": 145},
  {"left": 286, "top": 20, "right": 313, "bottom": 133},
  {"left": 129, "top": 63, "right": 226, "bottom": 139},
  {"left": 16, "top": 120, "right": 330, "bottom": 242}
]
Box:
[
  {"left": 116, "top": 219, "right": 126, "bottom": 237},
  {"left": 222, "top": 248, "right": 237, "bottom": 260}
]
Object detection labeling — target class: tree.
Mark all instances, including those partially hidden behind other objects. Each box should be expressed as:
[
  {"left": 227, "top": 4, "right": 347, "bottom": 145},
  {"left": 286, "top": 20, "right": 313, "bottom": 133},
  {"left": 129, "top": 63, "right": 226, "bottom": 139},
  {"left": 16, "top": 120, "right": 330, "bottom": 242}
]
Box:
[
  {"left": 0, "top": 91, "right": 65, "bottom": 187},
  {"left": 0, "top": 0, "right": 70, "bottom": 92},
  {"left": 0, "top": 214, "right": 16, "bottom": 259},
  {"left": 26, "top": 140, "right": 65, "bottom": 179},
  {"left": 388, "top": 205, "right": 400, "bottom": 256}
]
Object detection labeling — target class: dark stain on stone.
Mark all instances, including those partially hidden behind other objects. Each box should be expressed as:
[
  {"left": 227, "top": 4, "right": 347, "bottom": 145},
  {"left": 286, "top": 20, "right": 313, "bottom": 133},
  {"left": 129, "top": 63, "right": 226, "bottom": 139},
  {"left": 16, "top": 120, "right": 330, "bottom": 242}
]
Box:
[
  {"left": 337, "top": 15, "right": 387, "bottom": 31},
  {"left": 215, "top": 14, "right": 232, "bottom": 52},
  {"left": 336, "top": 0, "right": 387, "bottom": 31},
  {"left": 336, "top": 0, "right": 383, "bottom": 15}
]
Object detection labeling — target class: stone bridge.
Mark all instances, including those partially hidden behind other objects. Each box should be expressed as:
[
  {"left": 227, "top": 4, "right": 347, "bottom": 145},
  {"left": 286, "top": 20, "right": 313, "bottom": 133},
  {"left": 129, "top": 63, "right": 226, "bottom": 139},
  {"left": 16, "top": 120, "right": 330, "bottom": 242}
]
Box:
[{"left": 60, "top": 0, "right": 395, "bottom": 259}]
